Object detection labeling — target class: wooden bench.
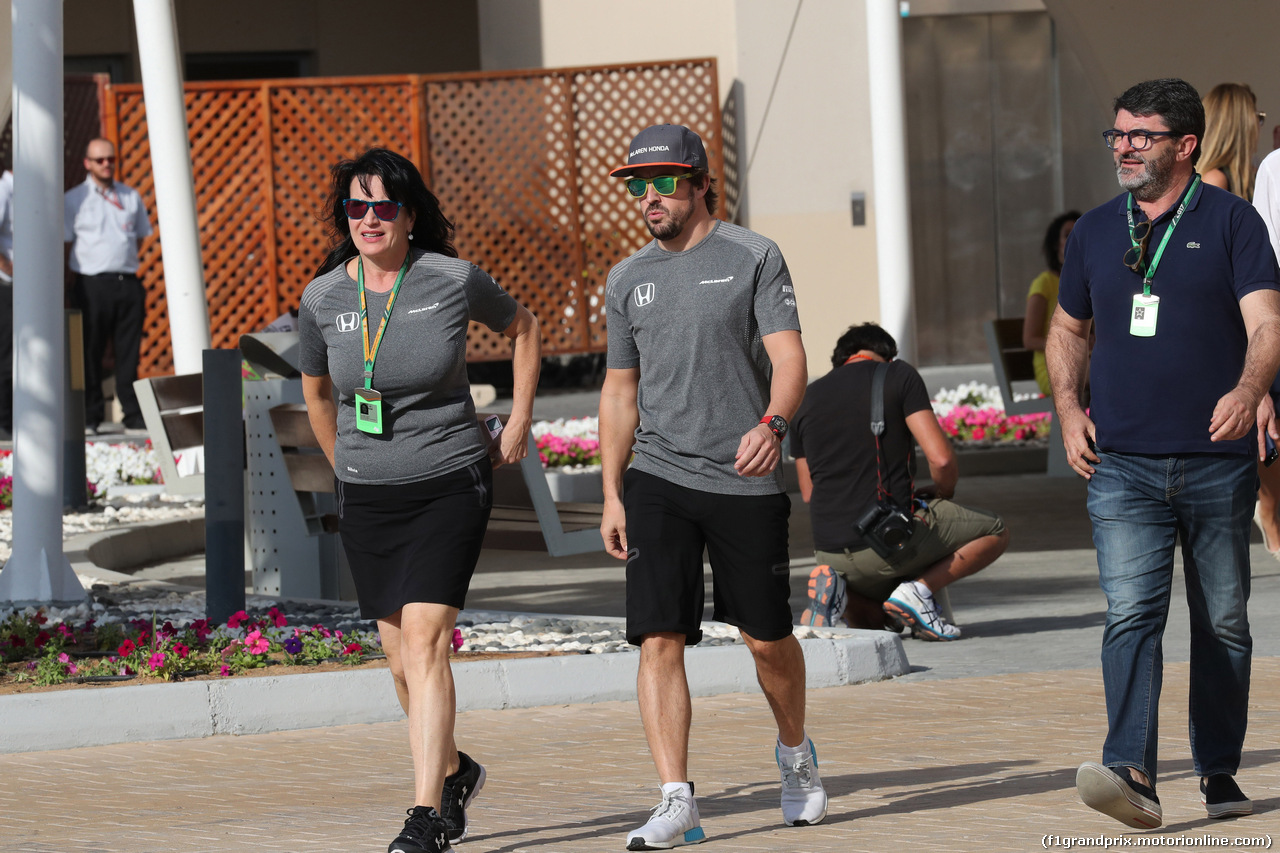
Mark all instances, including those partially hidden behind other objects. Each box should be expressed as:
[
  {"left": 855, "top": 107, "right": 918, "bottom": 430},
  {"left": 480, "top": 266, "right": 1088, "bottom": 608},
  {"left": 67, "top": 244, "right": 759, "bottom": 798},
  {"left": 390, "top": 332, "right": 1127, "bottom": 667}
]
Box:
[
  {"left": 132, "top": 373, "right": 205, "bottom": 495},
  {"left": 268, "top": 405, "right": 605, "bottom": 557},
  {"left": 983, "top": 317, "right": 1071, "bottom": 476}
]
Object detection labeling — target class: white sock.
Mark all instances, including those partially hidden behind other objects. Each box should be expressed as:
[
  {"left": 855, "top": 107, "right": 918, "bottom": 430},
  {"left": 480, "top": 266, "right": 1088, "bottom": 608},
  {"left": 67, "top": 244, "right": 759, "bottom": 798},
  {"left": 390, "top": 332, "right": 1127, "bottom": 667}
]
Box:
[
  {"left": 661, "top": 781, "right": 693, "bottom": 799},
  {"left": 777, "top": 734, "right": 810, "bottom": 754},
  {"left": 911, "top": 580, "right": 933, "bottom": 599}
]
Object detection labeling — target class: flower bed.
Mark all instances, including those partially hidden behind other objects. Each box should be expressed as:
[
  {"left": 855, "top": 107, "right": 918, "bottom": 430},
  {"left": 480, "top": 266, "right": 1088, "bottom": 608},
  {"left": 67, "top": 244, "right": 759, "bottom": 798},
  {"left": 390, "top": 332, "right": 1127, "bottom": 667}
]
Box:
[
  {"left": 1, "top": 605, "right": 383, "bottom": 688},
  {"left": 532, "top": 417, "right": 601, "bottom": 469},
  {"left": 931, "top": 382, "right": 1051, "bottom": 445},
  {"left": 0, "top": 443, "right": 165, "bottom": 509},
  {"left": 528, "top": 385, "right": 1051, "bottom": 472}
]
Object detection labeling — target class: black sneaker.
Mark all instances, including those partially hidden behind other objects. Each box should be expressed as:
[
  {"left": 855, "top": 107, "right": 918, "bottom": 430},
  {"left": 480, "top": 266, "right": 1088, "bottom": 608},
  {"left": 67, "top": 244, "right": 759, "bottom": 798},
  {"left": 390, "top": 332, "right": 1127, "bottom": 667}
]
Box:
[
  {"left": 1076, "top": 762, "right": 1162, "bottom": 829},
  {"left": 1201, "top": 774, "right": 1252, "bottom": 818},
  {"left": 441, "top": 751, "right": 487, "bottom": 842},
  {"left": 389, "top": 806, "right": 450, "bottom": 853}
]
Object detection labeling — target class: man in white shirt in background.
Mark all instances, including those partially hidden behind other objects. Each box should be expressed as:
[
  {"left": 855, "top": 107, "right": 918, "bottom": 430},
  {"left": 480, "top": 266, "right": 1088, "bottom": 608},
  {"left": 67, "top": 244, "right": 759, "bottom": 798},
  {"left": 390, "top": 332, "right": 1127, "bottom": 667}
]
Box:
[{"left": 65, "top": 138, "right": 152, "bottom": 434}]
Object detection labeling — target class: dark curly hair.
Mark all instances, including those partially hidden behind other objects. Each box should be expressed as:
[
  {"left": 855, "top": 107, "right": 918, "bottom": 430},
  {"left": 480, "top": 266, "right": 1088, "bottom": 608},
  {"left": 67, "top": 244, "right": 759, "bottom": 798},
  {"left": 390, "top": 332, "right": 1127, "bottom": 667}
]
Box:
[
  {"left": 830, "top": 322, "right": 898, "bottom": 369},
  {"left": 1042, "top": 211, "right": 1081, "bottom": 274},
  {"left": 315, "top": 148, "right": 456, "bottom": 277}
]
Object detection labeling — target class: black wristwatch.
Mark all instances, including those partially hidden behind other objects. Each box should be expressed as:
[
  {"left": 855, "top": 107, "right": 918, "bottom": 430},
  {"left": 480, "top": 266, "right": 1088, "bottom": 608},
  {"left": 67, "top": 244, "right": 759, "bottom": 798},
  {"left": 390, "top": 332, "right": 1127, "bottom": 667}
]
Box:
[{"left": 760, "top": 414, "right": 788, "bottom": 441}]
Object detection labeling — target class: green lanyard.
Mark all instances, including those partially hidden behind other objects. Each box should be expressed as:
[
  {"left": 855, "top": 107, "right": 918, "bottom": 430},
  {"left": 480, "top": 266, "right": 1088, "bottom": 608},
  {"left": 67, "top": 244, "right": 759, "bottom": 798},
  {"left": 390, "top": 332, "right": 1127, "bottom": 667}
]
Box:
[
  {"left": 357, "top": 253, "right": 411, "bottom": 389},
  {"left": 1126, "top": 174, "right": 1200, "bottom": 296}
]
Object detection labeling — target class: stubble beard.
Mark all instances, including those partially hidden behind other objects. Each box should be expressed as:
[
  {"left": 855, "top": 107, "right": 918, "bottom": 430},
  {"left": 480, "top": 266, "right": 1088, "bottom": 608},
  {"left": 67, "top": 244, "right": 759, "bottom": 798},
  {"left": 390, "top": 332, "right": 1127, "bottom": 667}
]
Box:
[
  {"left": 1116, "top": 145, "right": 1177, "bottom": 202},
  {"left": 644, "top": 201, "right": 692, "bottom": 241}
]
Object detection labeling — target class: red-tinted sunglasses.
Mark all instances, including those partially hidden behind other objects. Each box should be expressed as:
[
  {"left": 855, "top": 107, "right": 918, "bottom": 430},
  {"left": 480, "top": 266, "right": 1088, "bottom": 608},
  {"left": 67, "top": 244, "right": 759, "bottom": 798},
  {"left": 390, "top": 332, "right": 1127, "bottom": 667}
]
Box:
[{"left": 343, "top": 198, "right": 403, "bottom": 221}]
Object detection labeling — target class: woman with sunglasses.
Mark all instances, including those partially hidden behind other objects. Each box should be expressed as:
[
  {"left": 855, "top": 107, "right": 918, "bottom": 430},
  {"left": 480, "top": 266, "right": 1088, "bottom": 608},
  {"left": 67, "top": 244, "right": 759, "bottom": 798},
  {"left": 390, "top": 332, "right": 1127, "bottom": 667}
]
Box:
[{"left": 298, "top": 148, "right": 540, "bottom": 853}]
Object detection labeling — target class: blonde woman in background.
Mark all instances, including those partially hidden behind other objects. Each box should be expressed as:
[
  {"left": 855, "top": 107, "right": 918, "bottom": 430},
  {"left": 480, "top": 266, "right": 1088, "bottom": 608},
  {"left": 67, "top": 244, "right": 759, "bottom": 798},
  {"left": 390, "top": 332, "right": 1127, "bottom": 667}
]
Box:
[
  {"left": 1203, "top": 83, "right": 1280, "bottom": 558},
  {"left": 1200, "top": 83, "right": 1262, "bottom": 197}
]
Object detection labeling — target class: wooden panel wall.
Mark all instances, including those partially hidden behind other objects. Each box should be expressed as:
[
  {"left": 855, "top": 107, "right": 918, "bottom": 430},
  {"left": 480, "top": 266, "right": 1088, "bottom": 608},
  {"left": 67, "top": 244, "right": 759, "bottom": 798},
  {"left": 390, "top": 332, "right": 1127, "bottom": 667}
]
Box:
[{"left": 103, "top": 60, "right": 723, "bottom": 377}]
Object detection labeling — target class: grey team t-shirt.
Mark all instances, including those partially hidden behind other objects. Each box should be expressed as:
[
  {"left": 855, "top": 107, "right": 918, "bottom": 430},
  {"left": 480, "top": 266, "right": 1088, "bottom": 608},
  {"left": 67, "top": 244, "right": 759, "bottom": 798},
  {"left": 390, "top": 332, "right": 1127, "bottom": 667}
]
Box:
[
  {"left": 298, "top": 249, "right": 517, "bottom": 485},
  {"left": 605, "top": 220, "right": 801, "bottom": 496}
]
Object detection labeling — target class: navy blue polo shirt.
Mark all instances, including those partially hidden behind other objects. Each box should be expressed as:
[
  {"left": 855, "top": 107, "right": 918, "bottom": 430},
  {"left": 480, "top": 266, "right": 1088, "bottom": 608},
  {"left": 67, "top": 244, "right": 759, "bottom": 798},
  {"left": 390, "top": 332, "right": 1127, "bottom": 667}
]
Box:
[{"left": 1058, "top": 176, "right": 1280, "bottom": 456}]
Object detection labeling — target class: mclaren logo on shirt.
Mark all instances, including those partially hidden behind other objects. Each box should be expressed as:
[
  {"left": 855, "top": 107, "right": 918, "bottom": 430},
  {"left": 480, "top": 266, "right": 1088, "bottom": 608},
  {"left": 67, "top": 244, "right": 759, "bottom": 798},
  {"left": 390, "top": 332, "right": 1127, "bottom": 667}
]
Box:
[
  {"left": 634, "top": 283, "right": 655, "bottom": 307},
  {"left": 336, "top": 312, "right": 359, "bottom": 332}
]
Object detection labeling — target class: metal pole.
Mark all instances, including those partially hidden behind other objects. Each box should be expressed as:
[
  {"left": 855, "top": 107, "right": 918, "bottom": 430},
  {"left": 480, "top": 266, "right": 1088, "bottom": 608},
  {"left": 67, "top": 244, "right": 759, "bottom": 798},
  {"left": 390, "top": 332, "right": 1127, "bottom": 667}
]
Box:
[
  {"left": 865, "top": 0, "right": 918, "bottom": 363},
  {"left": 63, "top": 310, "right": 87, "bottom": 509},
  {"left": 132, "top": 0, "right": 211, "bottom": 375},
  {"left": 204, "top": 349, "right": 245, "bottom": 623},
  {"left": 0, "top": 0, "right": 83, "bottom": 604}
]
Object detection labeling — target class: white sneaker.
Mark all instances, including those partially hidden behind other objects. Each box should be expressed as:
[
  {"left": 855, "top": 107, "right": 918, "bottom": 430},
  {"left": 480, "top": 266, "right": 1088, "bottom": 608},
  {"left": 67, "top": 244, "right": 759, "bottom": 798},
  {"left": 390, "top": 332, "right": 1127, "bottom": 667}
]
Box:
[
  {"left": 883, "top": 582, "right": 961, "bottom": 641},
  {"left": 626, "top": 784, "right": 706, "bottom": 850},
  {"left": 777, "top": 739, "right": 828, "bottom": 826}
]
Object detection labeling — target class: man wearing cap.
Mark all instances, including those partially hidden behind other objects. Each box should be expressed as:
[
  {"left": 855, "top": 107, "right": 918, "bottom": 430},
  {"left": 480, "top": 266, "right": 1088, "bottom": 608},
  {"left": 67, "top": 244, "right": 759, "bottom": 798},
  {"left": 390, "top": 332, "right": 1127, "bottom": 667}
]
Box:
[
  {"left": 65, "top": 137, "right": 153, "bottom": 434},
  {"left": 599, "top": 123, "right": 826, "bottom": 849}
]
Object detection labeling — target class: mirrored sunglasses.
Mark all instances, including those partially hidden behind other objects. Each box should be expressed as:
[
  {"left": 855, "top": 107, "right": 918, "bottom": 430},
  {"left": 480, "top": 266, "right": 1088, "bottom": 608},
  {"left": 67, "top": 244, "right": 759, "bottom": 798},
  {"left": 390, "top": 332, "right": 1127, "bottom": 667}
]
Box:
[
  {"left": 343, "top": 198, "right": 403, "bottom": 221},
  {"left": 625, "top": 173, "right": 694, "bottom": 198}
]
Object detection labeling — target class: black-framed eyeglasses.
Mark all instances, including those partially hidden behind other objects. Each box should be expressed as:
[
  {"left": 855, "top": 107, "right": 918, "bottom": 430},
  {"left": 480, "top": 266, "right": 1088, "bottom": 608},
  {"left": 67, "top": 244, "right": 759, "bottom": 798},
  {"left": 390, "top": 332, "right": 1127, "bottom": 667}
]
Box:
[
  {"left": 1124, "top": 219, "right": 1153, "bottom": 273},
  {"left": 1102, "top": 129, "right": 1180, "bottom": 151},
  {"left": 343, "top": 198, "right": 403, "bottom": 221}
]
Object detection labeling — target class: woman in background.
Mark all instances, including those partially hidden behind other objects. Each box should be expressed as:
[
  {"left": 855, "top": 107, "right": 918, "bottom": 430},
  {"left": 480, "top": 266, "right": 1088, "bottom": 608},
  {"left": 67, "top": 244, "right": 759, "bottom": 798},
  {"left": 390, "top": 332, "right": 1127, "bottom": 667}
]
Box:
[
  {"left": 1200, "top": 82, "right": 1262, "bottom": 198},
  {"left": 1023, "top": 211, "right": 1080, "bottom": 397},
  {"left": 1200, "top": 83, "right": 1279, "bottom": 559}
]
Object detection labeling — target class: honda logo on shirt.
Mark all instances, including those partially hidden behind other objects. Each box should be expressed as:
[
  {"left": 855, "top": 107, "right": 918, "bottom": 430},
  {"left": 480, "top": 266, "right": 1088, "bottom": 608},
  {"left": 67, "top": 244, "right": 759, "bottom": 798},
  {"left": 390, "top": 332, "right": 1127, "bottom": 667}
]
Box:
[
  {"left": 336, "top": 312, "right": 359, "bottom": 332},
  {"left": 634, "top": 283, "right": 655, "bottom": 307}
]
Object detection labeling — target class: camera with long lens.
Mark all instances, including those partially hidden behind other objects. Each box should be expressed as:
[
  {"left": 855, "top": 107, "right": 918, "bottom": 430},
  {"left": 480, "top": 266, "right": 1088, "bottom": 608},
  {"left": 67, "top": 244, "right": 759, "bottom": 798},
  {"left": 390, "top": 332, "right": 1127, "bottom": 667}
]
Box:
[{"left": 854, "top": 500, "right": 915, "bottom": 559}]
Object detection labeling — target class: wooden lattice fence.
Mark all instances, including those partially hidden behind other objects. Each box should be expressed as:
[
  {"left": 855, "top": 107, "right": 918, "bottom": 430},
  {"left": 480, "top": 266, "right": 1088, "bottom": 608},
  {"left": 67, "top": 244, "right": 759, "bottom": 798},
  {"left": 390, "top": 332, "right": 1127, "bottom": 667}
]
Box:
[
  {"left": 0, "top": 73, "right": 109, "bottom": 190},
  {"left": 102, "top": 59, "right": 724, "bottom": 377}
]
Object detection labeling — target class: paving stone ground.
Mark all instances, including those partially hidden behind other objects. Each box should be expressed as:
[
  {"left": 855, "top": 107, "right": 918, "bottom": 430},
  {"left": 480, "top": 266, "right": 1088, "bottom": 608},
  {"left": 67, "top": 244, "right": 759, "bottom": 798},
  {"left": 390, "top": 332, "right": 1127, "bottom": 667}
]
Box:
[{"left": 2, "top": 659, "right": 1277, "bottom": 852}]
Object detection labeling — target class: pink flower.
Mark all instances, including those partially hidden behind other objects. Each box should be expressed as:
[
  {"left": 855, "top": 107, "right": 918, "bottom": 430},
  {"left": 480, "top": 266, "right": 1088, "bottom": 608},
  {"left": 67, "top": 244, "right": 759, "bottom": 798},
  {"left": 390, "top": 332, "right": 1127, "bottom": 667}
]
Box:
[
  {"left": 343, "top": 642, "right": 363, "bottom": 655},
  {"left": 267, "top": 607, "right": 288, "bottom": 629},
  {"left": 226, "top": 610, "right": 248, "bottom": 629},
  {"left": 56, "top": 624, "right": 74, "bottom": 639},
  {"left": 148, "top": 651, "right": 166, "bottom": 671},
  {"left": 191, "top": 619, "right": 212, "bottom": 641},
  {"left": 451, "top": 628, "right": 464, "bottom": 652},
  {"left": 118, "top": 639, "right": 136, "bottom": 656},
  {"left": 219, "top": 664, "right": 231, "bottom": 677},
  {"left": 58, "top": 652, "right": 71, "bottom": 663},
  {"left": 244, "top": 629, "right": 269, "bottom": 655},
  {"left": 173, "top": 642, "right": 190, "bottom": 659},
  {"left": 971, "top": 427, "right": 986, "bottom": 441},
  {"left": 67, "top": 663, "right": 78, "bottom": 675}
]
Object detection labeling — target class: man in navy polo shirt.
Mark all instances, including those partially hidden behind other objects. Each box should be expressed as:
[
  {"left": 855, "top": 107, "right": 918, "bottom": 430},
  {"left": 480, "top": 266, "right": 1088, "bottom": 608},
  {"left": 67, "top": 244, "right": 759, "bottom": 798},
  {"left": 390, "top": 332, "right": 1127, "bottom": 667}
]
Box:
[{"left": 1047, "top": 78, "right": 1280, "bottom": 829}]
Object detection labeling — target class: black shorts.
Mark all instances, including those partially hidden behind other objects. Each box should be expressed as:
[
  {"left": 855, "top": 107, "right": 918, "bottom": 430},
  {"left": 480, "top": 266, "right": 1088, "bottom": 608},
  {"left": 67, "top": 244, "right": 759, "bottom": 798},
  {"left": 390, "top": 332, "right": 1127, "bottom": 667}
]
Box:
[
  {"left": 336, "top": 458, "right": 493, "bottom": 620},
  {"left": 623, "top": 468, "right": 793, "bottom": 646}
]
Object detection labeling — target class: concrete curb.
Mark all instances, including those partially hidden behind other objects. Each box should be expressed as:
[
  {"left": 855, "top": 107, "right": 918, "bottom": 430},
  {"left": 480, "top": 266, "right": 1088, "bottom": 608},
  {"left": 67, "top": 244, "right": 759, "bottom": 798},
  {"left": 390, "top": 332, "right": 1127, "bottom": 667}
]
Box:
[
  {"left": 64, "top": 514, "right": 206, "bottom": 575},
  {"left": 0, "top": 626, "right": 907, "bottom": 753}
]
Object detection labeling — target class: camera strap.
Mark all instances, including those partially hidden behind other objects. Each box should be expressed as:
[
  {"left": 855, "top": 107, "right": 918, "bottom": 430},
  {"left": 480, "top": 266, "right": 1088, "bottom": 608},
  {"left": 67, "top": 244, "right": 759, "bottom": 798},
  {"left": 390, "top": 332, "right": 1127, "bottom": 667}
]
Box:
[{"left": 868, "top": 361, "right": 915, "bottom": 505}]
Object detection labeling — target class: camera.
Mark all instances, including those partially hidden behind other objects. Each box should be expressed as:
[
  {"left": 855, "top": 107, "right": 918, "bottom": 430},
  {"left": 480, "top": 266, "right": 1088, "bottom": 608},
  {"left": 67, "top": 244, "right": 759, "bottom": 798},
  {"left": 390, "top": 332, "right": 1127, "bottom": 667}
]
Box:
[{"left": 855, "top": 500, "right": 916, "bottom": 559}]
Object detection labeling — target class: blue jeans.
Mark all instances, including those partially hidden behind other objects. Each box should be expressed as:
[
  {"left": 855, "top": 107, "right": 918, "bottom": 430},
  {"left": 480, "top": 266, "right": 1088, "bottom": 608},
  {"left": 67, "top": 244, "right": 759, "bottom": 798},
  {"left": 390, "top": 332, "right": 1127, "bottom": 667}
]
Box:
[{"left": 1087, "top": 451, "right": 1254, "bottom": 785}]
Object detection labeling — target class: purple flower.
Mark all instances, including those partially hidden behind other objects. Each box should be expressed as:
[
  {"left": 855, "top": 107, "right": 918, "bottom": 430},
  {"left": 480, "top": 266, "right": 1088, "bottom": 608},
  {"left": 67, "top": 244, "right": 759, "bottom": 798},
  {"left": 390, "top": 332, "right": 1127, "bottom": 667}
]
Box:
[{"left": 283, "top": 636, "right": 303, "bottom": 655}]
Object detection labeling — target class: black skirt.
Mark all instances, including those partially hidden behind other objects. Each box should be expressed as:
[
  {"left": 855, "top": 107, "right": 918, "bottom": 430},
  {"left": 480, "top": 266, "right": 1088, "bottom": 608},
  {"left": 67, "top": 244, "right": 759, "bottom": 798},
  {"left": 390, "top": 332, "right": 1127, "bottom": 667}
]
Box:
[{"left": 336, "top": 458, "right": 493, "bottom": 620}]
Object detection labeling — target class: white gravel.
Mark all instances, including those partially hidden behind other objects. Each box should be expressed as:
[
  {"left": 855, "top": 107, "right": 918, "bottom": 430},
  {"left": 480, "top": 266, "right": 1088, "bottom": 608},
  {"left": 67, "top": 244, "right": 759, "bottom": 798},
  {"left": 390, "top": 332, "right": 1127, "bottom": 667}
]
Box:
[{"left": 0, "top": 492, "right": 205, "bottom": 563}]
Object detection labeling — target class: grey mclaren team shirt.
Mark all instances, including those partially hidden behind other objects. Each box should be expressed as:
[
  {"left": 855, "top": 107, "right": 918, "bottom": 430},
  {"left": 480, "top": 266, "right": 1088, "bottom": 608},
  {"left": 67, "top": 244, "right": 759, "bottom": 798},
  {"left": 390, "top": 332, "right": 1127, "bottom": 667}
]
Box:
[
  {"left": 605, "top": 220, "right": 801, "bottom": 496},
  {"left": 298, "top": 249, "right": 517, "bottom": 485}
]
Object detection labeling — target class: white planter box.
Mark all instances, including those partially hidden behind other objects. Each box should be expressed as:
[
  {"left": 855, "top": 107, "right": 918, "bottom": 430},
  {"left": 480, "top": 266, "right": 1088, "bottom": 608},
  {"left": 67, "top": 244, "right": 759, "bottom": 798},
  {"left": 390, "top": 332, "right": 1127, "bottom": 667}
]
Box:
[{"left": 543, "top": 467, "right": 603, "bottom": 503}]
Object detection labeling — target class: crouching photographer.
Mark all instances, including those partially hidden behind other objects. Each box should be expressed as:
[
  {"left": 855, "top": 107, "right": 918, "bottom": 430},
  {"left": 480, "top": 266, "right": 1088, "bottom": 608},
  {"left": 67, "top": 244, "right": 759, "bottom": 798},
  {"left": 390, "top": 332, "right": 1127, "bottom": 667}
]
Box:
[{"left": 792, "top": 323, "right": 1008, "bottom": 640}]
